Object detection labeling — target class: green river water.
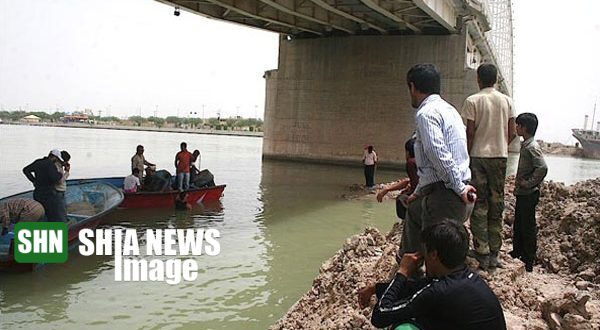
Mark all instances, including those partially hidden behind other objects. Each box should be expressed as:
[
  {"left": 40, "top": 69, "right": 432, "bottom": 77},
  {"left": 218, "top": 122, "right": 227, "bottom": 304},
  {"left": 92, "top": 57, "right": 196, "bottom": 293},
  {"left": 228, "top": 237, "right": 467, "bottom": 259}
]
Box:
[{"left": 1, "top": 125, "right": 599, "bottom": 329}]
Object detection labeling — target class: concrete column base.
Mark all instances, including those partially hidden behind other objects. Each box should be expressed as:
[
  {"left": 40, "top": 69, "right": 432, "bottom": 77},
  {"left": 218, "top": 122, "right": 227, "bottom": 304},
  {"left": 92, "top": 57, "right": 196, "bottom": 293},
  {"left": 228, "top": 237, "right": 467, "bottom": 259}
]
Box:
[{"left": 263, "top": 34, "right": 479, "bottom": 167}]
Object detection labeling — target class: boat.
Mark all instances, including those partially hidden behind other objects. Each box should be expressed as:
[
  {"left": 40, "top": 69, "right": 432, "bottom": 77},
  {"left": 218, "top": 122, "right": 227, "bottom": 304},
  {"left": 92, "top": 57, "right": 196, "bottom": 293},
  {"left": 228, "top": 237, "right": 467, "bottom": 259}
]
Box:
[
  {"left": 67, "top": 177, "right": 226, "bottom": 209},
  {"left": 572, "top": 104, "right": 600, "bottom": 159},
  {"left": 0, "top": 181, "right": 124, "bottom": 271},
  {"left": 572, "top": 128, "right": 600, "bottom": 159}
]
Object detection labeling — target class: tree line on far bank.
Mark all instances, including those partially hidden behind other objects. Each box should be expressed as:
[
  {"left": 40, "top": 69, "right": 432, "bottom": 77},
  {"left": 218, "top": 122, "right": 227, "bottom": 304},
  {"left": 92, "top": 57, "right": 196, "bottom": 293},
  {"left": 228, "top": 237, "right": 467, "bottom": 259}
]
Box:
[{"left": 0, "top": 111, "right": 263, "bottom": 132}]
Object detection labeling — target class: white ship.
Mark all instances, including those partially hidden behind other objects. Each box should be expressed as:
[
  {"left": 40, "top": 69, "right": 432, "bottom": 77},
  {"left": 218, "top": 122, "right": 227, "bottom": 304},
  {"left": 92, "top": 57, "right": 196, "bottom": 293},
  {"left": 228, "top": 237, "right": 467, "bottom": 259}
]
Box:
[{"left": 572, "top": 103, "right": 600, "bottom": 159}]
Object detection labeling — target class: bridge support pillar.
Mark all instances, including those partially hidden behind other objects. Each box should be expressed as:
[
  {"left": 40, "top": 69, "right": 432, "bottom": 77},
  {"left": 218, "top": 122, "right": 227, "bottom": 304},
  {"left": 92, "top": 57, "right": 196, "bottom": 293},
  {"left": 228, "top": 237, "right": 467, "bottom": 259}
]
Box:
[{"left": 263, "top": 34, "right": 479, "bottom": 167}]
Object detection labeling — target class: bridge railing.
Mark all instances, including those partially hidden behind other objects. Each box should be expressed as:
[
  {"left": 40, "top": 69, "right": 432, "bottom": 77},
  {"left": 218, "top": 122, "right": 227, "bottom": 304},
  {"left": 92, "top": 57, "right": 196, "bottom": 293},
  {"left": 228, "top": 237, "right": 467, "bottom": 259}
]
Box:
[{"left": 482, "top": 0, "right": 514, "bottom": 94}]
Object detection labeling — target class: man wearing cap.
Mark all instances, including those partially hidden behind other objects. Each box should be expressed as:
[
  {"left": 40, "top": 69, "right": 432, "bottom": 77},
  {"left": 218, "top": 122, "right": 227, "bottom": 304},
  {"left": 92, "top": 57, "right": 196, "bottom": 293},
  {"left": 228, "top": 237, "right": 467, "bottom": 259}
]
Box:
[{"left": 22, "top": 150, "right": 65, "bottom": 222}]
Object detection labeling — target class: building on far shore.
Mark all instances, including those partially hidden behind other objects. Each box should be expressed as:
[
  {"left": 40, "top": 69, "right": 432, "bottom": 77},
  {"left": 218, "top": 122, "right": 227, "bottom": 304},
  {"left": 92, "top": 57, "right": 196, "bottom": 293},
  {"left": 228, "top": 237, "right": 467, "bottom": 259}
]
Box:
[
  {"left": 21, "top": 114, "right": 41, "bottom": 123},
  {"left": 63, "top": 113, "right": 90, "bottom": 123}
]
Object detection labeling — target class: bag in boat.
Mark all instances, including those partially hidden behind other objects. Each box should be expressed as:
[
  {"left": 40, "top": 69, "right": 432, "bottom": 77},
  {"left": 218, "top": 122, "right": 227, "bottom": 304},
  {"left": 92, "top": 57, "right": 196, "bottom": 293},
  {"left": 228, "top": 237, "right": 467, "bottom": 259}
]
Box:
[
  {"left": 191, "top": 169, "right": 215, "bottom": 188},
  {"left": 143, "top": 170, "right": 172, "bottom": 192}
]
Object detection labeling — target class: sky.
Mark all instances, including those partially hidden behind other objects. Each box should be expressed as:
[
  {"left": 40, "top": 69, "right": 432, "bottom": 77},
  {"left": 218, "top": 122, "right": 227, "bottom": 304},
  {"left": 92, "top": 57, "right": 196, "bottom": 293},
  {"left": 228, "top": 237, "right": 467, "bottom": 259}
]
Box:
[
  {"left": 512, "top": 0, "right": 600, "bottom": 143},
  {"left": 1, "top": 0, "right": 599, "bottom": 143},
  {"left": 0, "top": 0, "right": 279, "bottom": 120}
]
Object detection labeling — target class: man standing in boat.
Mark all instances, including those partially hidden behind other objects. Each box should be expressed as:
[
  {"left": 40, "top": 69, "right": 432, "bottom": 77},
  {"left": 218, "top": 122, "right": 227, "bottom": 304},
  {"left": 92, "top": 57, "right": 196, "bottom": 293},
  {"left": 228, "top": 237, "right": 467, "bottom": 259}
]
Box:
[
  {"left": 131, "top": 145, "right": 155, "bottom": 182},
  {"left": 175, "top": 142, "right": 194, "bottom": 191},
  {"left": 190, "top": 149, "right": 201, "bottom": 184},
  {"left": 53, "top": 150, "right": 71, "bottom": 223},
  {"left": 22, "top": 149, "right": 65, "bottom": 222}
]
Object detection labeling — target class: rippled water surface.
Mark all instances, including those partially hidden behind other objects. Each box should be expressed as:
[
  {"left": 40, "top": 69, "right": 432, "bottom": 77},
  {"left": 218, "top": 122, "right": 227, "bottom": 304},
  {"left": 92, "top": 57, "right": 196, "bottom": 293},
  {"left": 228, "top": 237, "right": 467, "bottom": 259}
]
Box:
[{"left": 0, "top": 125, "right": 599, "bottom": 329}]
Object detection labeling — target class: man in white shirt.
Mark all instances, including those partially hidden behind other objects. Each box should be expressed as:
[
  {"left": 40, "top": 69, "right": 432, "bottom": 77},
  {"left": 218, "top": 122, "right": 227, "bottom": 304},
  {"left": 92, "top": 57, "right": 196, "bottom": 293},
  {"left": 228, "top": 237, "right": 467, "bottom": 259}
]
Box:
[
  {"left": 124, "top": 168, "right": 141, "bottom": 193},
  {"left": 363, "top": 145, "right": 378, "bottom": 188},
  {"left": 400, "top": 64, "right": 477, "bottom": 257},
  {"left": 461, "top": 64, "right": 516, "bottom": 270}
]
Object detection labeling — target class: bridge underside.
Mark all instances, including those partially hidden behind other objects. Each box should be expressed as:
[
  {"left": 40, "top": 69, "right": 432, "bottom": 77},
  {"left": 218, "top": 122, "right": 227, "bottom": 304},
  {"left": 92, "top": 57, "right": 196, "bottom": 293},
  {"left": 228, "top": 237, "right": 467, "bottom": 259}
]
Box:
[
  {"left": 157, "top": 0, "right": 512, "bottom": 167},
  {"left": 158, "top": 0, "right": 460, "bottom": 37}
]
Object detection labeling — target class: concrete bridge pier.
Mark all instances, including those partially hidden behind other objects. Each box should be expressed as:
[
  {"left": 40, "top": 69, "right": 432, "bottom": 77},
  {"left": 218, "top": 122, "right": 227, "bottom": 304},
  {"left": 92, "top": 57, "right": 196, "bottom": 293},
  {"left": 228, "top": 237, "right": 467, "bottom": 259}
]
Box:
[{"left": 263, "top": 34, "right": 479, "bottom": 168}]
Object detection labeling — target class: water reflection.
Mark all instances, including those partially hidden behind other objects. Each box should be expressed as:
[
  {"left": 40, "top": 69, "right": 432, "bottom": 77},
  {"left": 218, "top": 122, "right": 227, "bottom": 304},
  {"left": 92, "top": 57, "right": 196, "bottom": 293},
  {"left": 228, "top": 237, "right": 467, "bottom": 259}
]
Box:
[
  {"left": 1, "top": 125, "right": 270, "bottom": 329},
  {"left": 0, "top": 253, "right": 110, "bottom": 326},
  {"left": 252, "top": 160, "right": 399, "bottom": 326}
]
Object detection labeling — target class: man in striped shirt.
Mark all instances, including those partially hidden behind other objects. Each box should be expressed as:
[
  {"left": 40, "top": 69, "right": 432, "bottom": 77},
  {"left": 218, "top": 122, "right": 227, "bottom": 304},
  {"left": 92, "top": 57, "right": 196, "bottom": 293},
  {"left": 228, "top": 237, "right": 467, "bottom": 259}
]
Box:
[
  {"left": 400, "top": 64, "right": 477, "bottom": 257},
  {"left": 1, "top": 199, "right": 45, "bottom": 235}
]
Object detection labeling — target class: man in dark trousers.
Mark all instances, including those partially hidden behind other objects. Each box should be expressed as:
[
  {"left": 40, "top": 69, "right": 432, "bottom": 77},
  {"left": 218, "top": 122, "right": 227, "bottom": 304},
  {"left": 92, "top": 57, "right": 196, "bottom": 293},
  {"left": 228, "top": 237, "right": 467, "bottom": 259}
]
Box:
[
  {"left": 511, "top": 113, "right": 547, "bottom": 272},
  {"left": 22, "top": 149, "right": 65, "bottom": 222},
  {"left": 360, "top": 221, "right": 506, "bottom": 329}
]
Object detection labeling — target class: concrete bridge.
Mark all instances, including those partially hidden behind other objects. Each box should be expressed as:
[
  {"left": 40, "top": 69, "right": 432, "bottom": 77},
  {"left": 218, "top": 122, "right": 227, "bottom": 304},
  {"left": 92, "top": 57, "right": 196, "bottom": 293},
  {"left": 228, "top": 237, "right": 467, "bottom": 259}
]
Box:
[{"left": 158, "top": 0, "right": 513, "bottom": 167}]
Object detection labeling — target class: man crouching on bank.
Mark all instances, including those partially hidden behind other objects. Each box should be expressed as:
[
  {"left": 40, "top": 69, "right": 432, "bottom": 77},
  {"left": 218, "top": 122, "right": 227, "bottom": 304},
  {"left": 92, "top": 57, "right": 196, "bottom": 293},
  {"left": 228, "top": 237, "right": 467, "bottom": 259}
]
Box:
[{"left": 359, "top": 221, "right": 506, "bottom": 329}]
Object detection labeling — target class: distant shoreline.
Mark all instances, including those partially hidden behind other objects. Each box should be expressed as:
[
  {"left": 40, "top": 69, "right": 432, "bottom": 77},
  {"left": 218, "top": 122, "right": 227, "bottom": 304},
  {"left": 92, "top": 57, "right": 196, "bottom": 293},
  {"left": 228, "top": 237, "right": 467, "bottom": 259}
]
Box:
[
  {"left": 0, "top": 121, "right": 263, "bottom": 138},
  {"left": 538, "top": 141, "right": 584, "bottom": 158},
  {"left": 1, "top": 121, "right": 588, "bottom": 159}
]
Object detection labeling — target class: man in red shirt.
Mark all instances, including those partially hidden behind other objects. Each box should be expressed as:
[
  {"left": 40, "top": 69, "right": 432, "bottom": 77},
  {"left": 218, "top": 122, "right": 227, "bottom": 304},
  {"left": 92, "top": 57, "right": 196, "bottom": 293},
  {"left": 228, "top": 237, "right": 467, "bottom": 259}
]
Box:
[{"left": 175, "top": 142, "right": 193, "bottom": 191}]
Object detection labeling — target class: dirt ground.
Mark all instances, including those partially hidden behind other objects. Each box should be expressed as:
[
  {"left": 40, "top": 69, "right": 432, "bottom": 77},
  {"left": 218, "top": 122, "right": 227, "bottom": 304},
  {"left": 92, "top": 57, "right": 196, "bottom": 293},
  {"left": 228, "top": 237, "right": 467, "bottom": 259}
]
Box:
[{"left": 271, "top": 178, "right": 600, "bottom": 329}]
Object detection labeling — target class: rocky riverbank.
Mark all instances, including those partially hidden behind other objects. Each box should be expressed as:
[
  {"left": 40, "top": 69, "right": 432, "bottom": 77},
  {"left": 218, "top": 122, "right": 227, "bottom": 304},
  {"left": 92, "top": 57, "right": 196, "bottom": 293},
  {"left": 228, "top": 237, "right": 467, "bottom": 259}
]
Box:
[
  {"left": 538, "top": 141, "right": 584, "bottom": 158},
  {"left": 272, "top": 179, "right": 600, "bottom": 329}
]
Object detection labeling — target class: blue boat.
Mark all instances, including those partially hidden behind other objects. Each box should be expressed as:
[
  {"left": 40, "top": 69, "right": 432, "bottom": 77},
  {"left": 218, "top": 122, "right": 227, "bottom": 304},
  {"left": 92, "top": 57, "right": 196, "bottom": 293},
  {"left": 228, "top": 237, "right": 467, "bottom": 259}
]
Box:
[
  {"left": 68, "top": 177, "right": 125, "bottom": 189},
  {"left": 0, "top": 181, "right": 123, "bottom": 271}
]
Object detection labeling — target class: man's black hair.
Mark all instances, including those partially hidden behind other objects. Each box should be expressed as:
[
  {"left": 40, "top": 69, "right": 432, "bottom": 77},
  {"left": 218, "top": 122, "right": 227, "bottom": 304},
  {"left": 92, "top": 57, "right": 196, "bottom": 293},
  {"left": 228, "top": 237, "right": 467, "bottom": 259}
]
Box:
[
  {"left": 477, "top": 64, "right": 497, "bottom": 87},
  {"left": 181, "top": 142, "right": 187, "bottom": 149},
  {"left": 404, "top": 137, "right": 416, "bottom": 158},
  {"left": 132, "top": 168, "right": 140, "bottom": 174},
  {"left": 137, "top": 145, "right": 143, "bottom": 150},
  {"left": 61, "top": 150, "right": 71, "bottom": 162},
  {"left": 421, "top": 220, "right": 469, "bottom": 269},
  {"left": 515, "top": 113, "right": 539, "bottom": 136},
  {"left": 406, "top": 64, "right": 441, "bottom": 95}
]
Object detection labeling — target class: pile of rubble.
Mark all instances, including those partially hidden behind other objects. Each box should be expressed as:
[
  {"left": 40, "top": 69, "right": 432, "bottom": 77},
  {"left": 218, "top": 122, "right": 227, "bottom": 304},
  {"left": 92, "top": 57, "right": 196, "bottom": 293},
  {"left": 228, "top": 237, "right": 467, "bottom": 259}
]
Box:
[
  {"left": 512, "top": 179, "right": 599, "bottom": 284},
  {"left": 272, "top": 179, "right": 600, "bottom": 329}
]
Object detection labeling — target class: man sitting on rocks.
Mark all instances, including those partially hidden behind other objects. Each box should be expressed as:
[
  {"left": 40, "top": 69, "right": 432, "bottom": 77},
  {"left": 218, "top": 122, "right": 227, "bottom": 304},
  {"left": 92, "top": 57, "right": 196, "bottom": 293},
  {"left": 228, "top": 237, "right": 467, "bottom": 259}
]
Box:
[{"left": 360, "top": 220, "right": 506, "bottom": 329}]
